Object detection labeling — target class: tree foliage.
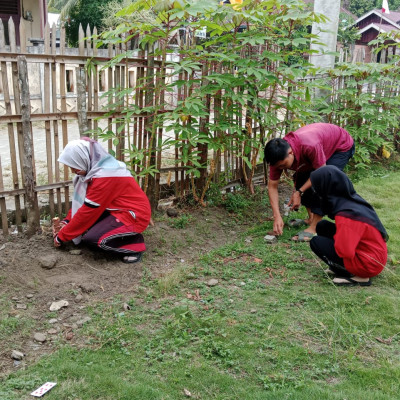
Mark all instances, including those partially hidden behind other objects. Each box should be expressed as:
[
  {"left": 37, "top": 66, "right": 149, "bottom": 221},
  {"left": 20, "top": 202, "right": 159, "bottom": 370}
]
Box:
[
  {"left": 347, "top": 0, "right": 400, "bottom": 17},
  {"left": 49, "top": 0, "right": 116, "bottom": 45}
]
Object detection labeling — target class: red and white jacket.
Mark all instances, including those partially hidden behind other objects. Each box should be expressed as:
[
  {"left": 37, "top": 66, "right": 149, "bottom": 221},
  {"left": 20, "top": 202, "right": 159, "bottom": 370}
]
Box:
[{"left": 58, "top": 176, "right": 151, "bottom": 242}]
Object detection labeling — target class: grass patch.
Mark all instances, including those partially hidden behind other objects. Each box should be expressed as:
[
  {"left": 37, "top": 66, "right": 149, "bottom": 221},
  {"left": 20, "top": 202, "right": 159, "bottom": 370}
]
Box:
[{"left": 1, "top": 164, "right": 400, "bottom": 399}]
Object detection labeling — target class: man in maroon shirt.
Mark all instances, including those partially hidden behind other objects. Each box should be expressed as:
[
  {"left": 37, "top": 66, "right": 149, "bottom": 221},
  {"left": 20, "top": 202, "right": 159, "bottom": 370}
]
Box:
[{"left": 264, "top": 123, "right": 354, "bottom": 241}]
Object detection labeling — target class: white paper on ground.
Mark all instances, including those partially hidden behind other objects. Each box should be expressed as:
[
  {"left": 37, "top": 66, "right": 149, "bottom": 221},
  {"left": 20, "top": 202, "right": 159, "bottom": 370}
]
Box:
[{"left": 30, "top": 382, "right": 57, "bottom": 397}]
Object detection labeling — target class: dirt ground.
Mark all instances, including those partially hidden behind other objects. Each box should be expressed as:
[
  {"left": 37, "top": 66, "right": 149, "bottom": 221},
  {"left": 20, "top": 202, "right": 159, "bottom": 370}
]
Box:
[{"left": 0, "top": 201, "right": 272, "bottom": 377}]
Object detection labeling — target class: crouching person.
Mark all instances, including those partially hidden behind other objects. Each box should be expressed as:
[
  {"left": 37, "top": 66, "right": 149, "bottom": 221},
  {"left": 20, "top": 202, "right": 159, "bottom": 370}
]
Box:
[
  {"left": 53, "top": 137, "right": 151, "bottom": 264},
  {"left": 309, "top": 166, "right": 388, "bottom": 286}
]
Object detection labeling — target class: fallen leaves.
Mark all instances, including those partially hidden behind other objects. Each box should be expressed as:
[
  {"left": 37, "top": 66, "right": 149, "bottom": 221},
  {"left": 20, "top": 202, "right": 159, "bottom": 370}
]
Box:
[
  {"left": 186, "top": 290, "right": 201, "bottom": 301},
  {"left": 376, "top": 336, "right": 393, "bottom": 345}
]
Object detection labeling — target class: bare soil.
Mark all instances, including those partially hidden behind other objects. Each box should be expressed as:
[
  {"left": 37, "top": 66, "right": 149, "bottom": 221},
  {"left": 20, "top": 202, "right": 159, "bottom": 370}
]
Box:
[{"left": 0, "top": 203, "right": 270, "bottom": 377}]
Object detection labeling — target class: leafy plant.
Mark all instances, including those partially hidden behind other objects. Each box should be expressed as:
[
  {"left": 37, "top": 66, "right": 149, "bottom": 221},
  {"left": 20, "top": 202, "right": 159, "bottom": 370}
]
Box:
[
  {"left": 170, "top": 213, "right": 192, "bottom": 229},
  {"left": 224, "top": 192, "right": 251, "bottom": 213}
]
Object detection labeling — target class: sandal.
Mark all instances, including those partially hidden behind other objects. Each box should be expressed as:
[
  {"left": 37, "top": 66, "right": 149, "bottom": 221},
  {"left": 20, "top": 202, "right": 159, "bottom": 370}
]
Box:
[
  {"left": 122, "top": 253, "right": 143, "bottom": 264},
  {"left": 333, "top": 276, "right": 371, "bottom": 286},
  {"left": 291, "top": 230, "right": 316, "bottom": 242},
  {"left": 287, "top": 219, "right": 308, "bottom": 228},
  {"left": 324, "top": 268, "right": 336, "bottom": 276}
]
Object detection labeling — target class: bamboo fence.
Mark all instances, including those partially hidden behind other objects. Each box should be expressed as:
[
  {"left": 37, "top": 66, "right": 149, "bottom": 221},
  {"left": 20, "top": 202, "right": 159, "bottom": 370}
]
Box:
[{"left": 0, "top": 18, "right": 260, "bottom": 233}]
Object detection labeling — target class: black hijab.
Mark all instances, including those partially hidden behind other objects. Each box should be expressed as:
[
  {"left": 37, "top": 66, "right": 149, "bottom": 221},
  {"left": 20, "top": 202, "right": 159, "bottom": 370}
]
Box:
[{"left": 310, "top": 166, "right": 388, "bottom": 241}]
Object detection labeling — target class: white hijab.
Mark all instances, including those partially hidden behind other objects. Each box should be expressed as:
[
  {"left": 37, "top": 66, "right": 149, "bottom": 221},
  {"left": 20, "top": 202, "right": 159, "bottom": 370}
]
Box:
[{"left": 58, "top": 138, "right": 132, "bottom": 243}]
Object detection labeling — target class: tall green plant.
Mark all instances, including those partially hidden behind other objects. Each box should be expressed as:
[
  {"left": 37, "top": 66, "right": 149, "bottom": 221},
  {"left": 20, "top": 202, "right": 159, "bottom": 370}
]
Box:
[
  {"left": 91, "top": 0, "right": 328, "bottom": 205},
  {"left": 303, "top": 61, "right": 400, "bottom": 166}
]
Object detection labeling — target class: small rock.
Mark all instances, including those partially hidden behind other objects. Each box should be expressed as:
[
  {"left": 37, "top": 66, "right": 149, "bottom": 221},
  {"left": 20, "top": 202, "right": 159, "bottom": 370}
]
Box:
[
  {"left": 78, "top": 284, "right": 96, "bottom": 293},
  {"left": 47, "top": 329, "right": 58, "bottom": 335},
  {"left": 65, "top": 331, "right": 74, "bottom": 340},
  {"left": 183, "top": 388, "right": 192, "bottom": 397},
  {"left": 180, "top": 259, "right": 185, "bottom": 263},
  {"left": 75, "top": 294, "right": 83, "bottom": 303},
  {"left": 11, "top": 297, "right": 19, "bottom": 301},
  {"left": 11, "top": 350, "right": 24, "bottom": 360},
  {"left": 123, "top": 303, "right": 131, "bottom": 311},
  {"left": 250, "top": 309, "right": 257, "bottom": 313},
  {"left": 207, "top": 279, "right": 219, "bottom": 287},
  {"left": 76, "top": 317, "right": 91, "bottom": 327},
  {"left": 26, "top": 294, "right": 34, "bottom": 299},
  {"left": 240, "top": 281, "right": 246, "bottom": 286},
  {"left": 245, "top": 238, "right": 252, "bottom": 243},
  {"left": 34, "top": 333, "right": 47, "bottom": 343},
  {"left": 49, "top": 300, "right": 69, "bottom": 311},
  {"left": 69, "top": 249, "right": 82, "bottom": 255},
  {"left": 48, "top": 318, "right": 58, "bottom": 324},
  {"left": 186, "top": 273, "right": 196, "bottom": 279},
  {"left": 39, "top": 255, "right": 58, "bottom": 269},
  {"left": 16, "top": 303, "right": 27, "bottom": 310},
  {"left": 264, "top": 234, "right": 277, "bottom": 243},
  {"left": 166, "top": 208, "right": 179, "bottom": 218}
]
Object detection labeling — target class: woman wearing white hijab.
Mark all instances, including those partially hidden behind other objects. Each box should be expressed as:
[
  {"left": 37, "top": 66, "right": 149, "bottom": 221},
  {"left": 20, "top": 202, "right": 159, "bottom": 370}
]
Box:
[{"left": 54, "top": 137, "right": 151, "bottom": 263}]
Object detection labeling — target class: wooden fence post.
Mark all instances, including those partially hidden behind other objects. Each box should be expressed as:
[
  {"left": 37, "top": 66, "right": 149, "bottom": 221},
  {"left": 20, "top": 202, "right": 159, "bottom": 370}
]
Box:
[
  {"left": 17, "top": 56, "right": 40, "bottom": 236},
  {"left": 76, "top": 66, "right": 89, "bottom": 136}
]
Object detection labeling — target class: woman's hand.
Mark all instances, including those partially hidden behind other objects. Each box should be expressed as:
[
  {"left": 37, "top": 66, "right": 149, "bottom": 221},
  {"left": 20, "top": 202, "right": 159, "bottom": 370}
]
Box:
[
  {"left": 52, "top": 221, "right": 67, "bottom": 238},
  {"left": 54, "top": 235, "right": 62, "bottom": 247}
]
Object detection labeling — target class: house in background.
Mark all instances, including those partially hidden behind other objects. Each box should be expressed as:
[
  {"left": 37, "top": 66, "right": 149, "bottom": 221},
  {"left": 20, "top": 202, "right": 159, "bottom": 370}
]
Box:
[
  {"left": 0, "top": 0, "right": 48, "bottom": 46},
  {"left": 351, "top": 9, "right": 400, "bottom": 62}
]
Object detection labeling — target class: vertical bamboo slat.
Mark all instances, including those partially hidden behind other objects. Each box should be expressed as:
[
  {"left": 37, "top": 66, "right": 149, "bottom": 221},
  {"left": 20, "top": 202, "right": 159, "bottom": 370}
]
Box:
[
  {"left": 19, "top": 18, "right": 26, "bottom": 53},
  {"left": 44, "top": 23, "right": 55, "bottom": 217},
  {"left": 2, "top": 18, "right": 22, "bottom": 231},
  {"left": 136, "top": 51, "right": 145, "bottom": 177},
  {"left": 107, "top": 39, "right": 113, "bottom": 152},
  {"left": 59, "top": 24, "right": 69, "bottom": 212},
  {"left": 0, "top": 157, "right": 9, "bottom": 235},
  {"left": 86, "top": 25, "right": 93, "bottom": 132},
  {"left": 8, "top": 17, "right": 16, "bottom": 53},
  {"left": 77, "top": 25, "right": 88, "bottom": 136},
  {"left": 93, "top": 27, "right": 99, "bottom": 140},
  {"left": 51, "top": 23, "right": 62, "bottom": 216}
]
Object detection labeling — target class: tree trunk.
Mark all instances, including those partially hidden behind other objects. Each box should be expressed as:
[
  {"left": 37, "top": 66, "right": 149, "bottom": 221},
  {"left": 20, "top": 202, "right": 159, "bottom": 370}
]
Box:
[{"left": 18, "top": 56, "right": 40, "bottom": 237}]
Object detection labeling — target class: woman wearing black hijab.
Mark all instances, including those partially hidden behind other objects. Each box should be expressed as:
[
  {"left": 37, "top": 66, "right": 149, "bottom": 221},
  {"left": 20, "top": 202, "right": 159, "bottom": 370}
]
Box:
[{"left": 309, "top": 166, "right": 388, "bottom": 286}]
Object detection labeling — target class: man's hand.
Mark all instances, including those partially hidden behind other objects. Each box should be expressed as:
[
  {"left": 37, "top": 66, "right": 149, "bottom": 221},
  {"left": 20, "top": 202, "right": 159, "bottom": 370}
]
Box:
[
  {"left": 273, "top": 214, "right": 284, "bottom": 236},
  {"left": 288, "top": 191, "right": 301, "bottom": 211}
]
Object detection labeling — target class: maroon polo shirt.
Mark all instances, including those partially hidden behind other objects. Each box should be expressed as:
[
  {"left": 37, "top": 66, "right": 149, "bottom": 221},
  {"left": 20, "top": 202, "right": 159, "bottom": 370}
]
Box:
[{"left": 269, "top": 123, "right": 354, "bottom": 180}]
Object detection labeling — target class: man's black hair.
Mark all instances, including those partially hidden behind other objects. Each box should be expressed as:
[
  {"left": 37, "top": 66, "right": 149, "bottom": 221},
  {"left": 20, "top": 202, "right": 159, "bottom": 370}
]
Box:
[{"left": 264, "top": 138, "right": 290, "bottom": 166}]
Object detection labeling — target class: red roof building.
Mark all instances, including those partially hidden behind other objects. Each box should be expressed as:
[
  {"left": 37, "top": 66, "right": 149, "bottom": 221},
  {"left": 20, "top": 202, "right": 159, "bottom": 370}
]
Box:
[{"left": 351, "top": 9, "right": 400, "bottom": 62}]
